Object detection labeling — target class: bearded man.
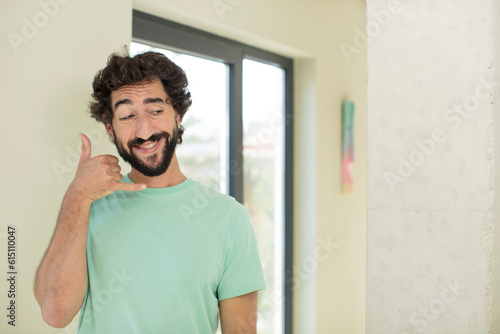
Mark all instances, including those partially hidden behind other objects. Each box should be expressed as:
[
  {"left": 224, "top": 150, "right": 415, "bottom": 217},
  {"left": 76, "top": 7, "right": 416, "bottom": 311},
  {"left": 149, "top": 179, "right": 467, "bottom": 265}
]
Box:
[{"left": 34, "top": 50, "right": 266, "bottom": 334}]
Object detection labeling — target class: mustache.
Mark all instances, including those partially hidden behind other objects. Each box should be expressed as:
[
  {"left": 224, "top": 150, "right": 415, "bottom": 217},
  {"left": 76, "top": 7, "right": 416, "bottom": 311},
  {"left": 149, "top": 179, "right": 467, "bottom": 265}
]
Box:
[{"left": 128, "top": 131, "right": 170, "bottom": 147}]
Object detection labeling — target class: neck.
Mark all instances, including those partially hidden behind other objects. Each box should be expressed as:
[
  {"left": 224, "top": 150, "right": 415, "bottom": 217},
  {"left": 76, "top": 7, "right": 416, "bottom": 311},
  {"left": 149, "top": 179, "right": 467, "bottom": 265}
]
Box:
[{"left": 128, "top": 153, "right": 187, "bottom": 188}]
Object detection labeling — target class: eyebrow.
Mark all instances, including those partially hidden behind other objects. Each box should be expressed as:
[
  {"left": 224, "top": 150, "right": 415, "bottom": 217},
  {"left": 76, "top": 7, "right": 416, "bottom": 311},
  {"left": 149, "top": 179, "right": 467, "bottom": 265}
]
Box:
[{"left": 113, "top": 97, "right": 167, "bottom": 110}]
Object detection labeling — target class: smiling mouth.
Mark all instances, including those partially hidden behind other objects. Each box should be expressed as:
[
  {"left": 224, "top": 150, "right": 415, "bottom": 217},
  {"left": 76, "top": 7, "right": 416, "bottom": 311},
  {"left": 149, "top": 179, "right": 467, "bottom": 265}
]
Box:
[{"left": 133, "top": 137, "right": 164, "bottom": 154}]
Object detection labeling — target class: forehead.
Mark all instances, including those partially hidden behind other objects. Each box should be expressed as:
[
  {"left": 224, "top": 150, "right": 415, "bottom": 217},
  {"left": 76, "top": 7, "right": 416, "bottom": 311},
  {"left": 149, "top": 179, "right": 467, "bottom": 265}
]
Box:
[{"left": 111, "top": 79, "right": 168, "bottom": 107}]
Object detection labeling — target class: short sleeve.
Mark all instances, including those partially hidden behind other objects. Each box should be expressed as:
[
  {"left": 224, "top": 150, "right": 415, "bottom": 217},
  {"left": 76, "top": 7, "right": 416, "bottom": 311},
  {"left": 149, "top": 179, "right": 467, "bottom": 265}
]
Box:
[{"left": 217, "top": 203, "right": 267, "bottom": 300}]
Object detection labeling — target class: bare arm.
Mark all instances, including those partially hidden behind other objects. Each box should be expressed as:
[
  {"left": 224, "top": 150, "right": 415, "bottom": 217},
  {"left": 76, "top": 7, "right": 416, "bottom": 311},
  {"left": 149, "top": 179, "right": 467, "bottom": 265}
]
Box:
[
  {"left": 34, "top": 189, "right": 92, "bottom": 327},
  {"left": 219, "top": 291, "right": 259, "bottom": 334},
  {"left": 34, "top": 134, "right": 146, "bottom": 328}
]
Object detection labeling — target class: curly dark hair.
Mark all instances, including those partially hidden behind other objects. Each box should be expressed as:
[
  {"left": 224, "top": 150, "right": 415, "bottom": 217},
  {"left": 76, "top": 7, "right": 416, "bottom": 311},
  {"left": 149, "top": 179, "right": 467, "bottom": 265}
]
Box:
[{"left": 90, "top": 50, "right": 192, "bottom": 142}]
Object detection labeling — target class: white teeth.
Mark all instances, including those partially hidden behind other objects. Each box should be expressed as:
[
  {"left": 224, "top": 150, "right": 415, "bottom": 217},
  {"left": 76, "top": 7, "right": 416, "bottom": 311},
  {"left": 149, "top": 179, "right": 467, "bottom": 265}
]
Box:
[{"left": 138, "top": 141, "right": 157, "bottom": 149}]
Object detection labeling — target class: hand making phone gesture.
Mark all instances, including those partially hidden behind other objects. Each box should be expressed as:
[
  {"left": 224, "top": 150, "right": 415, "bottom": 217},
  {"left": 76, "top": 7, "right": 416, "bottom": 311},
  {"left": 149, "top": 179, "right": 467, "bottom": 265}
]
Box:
[{"left": 69, "top": 133, "right": 146, "bottom": 203}]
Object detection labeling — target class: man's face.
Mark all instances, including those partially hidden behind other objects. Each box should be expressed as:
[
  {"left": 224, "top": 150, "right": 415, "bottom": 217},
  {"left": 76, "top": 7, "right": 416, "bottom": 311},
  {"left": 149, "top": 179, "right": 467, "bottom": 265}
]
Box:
[{"left": 106, "top": 79, "right": 181, "bottom": 177}]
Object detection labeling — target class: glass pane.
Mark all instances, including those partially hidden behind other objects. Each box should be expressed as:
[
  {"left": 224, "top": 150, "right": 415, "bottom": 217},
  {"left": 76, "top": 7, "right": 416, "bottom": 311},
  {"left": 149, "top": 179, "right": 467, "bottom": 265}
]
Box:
[
  {"left": 130, "top": 41, "right": 229, "bottom": 193},
  {"left": 243, "top": 59, "right": 286, "bottom": 334}
]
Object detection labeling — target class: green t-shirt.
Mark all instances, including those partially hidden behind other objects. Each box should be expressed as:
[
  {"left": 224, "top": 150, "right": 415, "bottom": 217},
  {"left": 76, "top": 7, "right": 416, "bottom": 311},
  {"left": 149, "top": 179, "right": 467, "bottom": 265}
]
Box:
[{"left": 77, "top": 175, "right": 266, "bottom": 334}]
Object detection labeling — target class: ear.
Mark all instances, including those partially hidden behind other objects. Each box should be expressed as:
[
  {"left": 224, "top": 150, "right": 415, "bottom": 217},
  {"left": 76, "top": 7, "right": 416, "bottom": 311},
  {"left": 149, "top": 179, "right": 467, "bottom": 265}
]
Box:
[
  {"left": 176, "top": 113, "right": 181, "bottom": 127},
  {"left": 104, "top": 123, "right": 115, "bottom": 141}
]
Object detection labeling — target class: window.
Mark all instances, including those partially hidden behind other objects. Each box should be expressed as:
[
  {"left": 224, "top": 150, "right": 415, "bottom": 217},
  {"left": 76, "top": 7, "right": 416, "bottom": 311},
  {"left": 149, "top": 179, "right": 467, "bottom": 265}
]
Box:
[
  {"left": 132, "top": 10, "right": 293, "bottom": 334},
  {"left": 242, "top": 59, "right": 286, "bottom": 334}
]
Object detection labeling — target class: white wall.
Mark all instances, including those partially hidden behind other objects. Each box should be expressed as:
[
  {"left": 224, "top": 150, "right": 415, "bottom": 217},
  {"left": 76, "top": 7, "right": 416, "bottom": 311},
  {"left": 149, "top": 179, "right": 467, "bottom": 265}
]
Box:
[
  {"left": 367, "top": 0, "right": 496, "bottom": 333},
  {"left": 1, "top": 1, "right": 132, "bottom": 333},
  {"left": 1, "top": 0, "right": 367, "bottom": 333},
  {"left": 493, "top": 0, "right": 500, "bottom": 331}
]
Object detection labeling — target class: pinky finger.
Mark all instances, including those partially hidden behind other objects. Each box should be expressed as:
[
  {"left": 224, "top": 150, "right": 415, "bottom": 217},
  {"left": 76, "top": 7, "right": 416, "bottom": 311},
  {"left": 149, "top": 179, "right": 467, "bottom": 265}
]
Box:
[{"left": 111, "top": 173, "right": 124, "bottom": 182}]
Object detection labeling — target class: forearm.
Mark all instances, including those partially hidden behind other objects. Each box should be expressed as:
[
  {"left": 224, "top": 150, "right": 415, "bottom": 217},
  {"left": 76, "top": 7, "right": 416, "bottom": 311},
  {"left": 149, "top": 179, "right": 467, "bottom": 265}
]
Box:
[{"left": 34, "top": 188, "right": 91, "bottom": 328}]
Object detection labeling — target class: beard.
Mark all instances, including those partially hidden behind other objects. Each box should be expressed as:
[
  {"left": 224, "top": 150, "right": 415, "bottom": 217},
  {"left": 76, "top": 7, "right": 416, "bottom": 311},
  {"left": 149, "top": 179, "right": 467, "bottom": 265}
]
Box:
[{"left": 112, "top": 126, "right": 181, "bottom": 177}]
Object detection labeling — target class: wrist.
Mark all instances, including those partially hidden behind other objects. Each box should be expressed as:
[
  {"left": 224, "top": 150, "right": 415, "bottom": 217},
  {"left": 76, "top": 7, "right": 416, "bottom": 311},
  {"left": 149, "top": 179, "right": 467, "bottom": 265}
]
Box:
[{"left": 65, "top": 184, "right": 94, "bottom": 207}]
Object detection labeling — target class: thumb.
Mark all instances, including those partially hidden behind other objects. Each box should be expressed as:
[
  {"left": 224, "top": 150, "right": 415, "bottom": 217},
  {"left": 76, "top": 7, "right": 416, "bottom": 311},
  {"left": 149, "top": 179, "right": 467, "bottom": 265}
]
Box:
[
  {"left": 114, "top": 181, "right": 147, "bottom": 192},
  {"left": 79, "top": 133, "right": 92, "bottom": 163}
]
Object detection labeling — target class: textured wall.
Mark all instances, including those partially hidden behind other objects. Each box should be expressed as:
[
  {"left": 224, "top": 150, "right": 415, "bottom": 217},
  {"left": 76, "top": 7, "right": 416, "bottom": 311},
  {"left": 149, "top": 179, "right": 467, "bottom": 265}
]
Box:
[
  {"left": 492, "top": 0, "right": 500, "bottom": 331},
  {"left": 367, "top": 0, "right": 496, "bottom": 333}
]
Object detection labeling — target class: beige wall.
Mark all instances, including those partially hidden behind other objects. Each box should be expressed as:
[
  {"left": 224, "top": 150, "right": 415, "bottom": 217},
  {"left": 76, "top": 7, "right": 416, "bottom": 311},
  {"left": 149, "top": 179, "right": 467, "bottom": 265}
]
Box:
[{"left": 1, "top": 0, "right": 367, "bottom": 333}]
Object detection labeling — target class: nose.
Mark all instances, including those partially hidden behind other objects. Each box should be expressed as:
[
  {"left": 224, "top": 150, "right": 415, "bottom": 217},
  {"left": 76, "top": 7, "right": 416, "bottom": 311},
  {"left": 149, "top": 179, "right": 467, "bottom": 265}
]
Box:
[{"left": 134, "top": 115, "right": 155, "bottom": 140}]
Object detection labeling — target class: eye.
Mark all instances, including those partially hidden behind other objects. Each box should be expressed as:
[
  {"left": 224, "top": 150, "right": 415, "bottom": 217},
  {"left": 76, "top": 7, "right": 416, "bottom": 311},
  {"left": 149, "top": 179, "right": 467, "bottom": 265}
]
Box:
[
  {"left": 151, "top": 110, "right": 163, "bottom": 115},
  {"left": 119, "top": 115, "right": 134, "bottom": 121}
]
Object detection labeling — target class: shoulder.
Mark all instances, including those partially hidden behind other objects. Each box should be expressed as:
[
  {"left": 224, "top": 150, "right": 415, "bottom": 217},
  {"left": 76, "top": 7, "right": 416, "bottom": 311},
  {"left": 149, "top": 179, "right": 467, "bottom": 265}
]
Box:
[
  {"left": 188, "top": 179, "right": 243, "bottom": 208},
  {"left": 188, "top": 179, "right": 252, "bottom": 224}
]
